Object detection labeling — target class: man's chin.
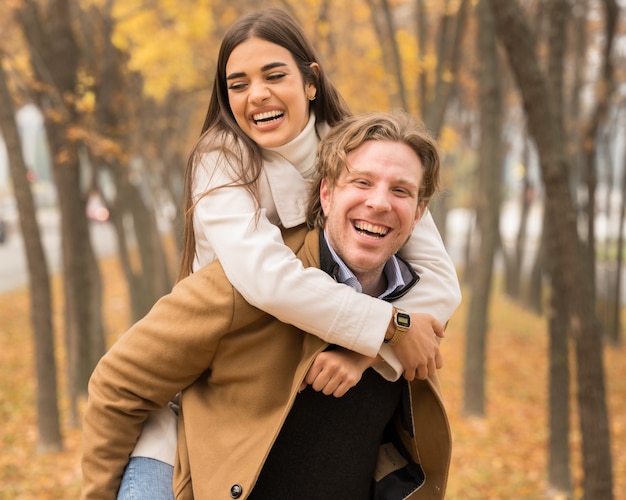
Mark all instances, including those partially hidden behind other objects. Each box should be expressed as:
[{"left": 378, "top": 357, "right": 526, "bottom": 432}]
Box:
[{"left": 345, "top": 255, "right": 387, "bottom": 276}]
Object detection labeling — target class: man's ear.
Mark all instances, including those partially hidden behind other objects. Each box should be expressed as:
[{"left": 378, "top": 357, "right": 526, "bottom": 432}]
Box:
[
  {"left": 320, "top": 178, "right": 332, "bottom": 216},
  {"left": 415, "top": 202, "right": 426, "bottom": 223}
]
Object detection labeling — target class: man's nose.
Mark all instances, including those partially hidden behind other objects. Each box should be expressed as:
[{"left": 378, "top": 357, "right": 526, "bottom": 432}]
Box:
[{"left": 365, "top": 188, "right": 392, "bottom": 211}]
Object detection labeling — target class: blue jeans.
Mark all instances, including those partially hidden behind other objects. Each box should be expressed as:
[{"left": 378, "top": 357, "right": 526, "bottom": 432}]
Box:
[{"left": 117, "top": 457, "right": 174, "bottom": 500}]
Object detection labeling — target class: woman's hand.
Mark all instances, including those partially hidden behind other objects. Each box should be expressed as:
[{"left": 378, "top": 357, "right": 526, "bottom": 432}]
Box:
[
  {"left": 392, "top": 312, "right": 444, "bottom": 381},
  {"left": 300, "top": 348, "right": 378, "bottom": 397}
]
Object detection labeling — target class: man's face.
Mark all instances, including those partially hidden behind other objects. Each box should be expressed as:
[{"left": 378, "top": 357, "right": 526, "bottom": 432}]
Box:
[{"left": 320, "top": 140, "right": 423, "bottom": 281}]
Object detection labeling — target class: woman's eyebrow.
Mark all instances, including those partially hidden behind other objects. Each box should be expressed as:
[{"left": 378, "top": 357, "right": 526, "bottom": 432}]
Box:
[
  {"left": 261, "top": 61, "right": 288, "bottom": 72},
  {"left": 226, "top": 61, "right": 288, "bottom": 81},
  {"left": 226, "top": 71, "right": 246, "bottom": 81}
]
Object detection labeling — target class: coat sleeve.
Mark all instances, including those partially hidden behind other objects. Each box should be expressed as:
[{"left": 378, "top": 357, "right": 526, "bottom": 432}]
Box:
[
  {"left": 80, "top": 263, "right": 259, "bottom": 499},
  {"left": 375, "top": 210, "right": 462, "bottom": 380},
  {"left": 396, "top": 209, "right": 462, "bottom": 325}
]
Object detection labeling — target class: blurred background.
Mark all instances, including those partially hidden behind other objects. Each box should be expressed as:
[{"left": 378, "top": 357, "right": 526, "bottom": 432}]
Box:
[{"left": 0, "top": 0, "right": 625, "bottom": 498}]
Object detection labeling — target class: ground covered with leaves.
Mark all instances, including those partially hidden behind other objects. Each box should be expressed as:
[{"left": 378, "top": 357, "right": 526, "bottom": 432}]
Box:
[{"left": 1, "top": 257, "right": 625, "bottom": 499}]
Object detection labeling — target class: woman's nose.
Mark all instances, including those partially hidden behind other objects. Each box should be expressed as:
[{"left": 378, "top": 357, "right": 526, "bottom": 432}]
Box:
[{"left": 249, "top": 81, "right": 271, "bottom": 103}]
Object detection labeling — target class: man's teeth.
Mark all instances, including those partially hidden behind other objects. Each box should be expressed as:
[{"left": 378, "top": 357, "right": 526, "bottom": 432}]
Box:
[
  {"left": 354, "top": 222, "right": 388, "bottom": 237},
  {"left": 253, "top": 110, "right": 283, "bottom": 123}
]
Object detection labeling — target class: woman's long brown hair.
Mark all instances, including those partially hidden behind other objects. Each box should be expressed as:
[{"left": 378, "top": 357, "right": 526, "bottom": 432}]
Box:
[{"left": 178, "top": 8, "right": 351, "bottom": 280}]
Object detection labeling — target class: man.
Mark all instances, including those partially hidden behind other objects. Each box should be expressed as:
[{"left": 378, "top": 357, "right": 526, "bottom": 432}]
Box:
[{"left": 81, "top": 111, "right": 452, "bottom": 500}]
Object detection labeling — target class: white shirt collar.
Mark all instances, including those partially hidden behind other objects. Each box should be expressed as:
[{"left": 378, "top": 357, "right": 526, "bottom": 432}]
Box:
[{"left": 323, "top": 231, "right": 406, "bottom": 299}]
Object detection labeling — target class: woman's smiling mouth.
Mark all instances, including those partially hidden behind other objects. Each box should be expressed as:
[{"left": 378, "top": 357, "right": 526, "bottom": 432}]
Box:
[{"left": 253, "top": 110, "right": 284, "bottom": 124}]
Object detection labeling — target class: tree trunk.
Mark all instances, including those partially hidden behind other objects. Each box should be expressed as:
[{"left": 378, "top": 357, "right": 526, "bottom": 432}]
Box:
[
  {"left": 460, "top": 212, "right": 476, "bottom": 286},
  {"left": 581, "top": 0, "right": 618, "bottom": 311},
  {"left": 415, "top": 0, "right": 427, "bottom": 115},
  {"left": 87, "top": 4, "right": 172, "bottom": 320},
  {"left": 463, "top": 0, "right": 502, "bottom": 417},
  {"left": 546, "top": 215, "right": 573, "bottom": 497},
  {"left": 525, "top": 210, "right": 545, "bottom": 315},
  {"left": 504, "top": 138, "right": 533, "bottom": 301},
  {"left": 487, "top": 1, "right": 614, "bottom": 497},
  {"left": 0, "top": 57, "right": 62, "bottom": 452},
  {"left": 609, "top": 123, "right": 626, "bottom": 347},
  {"left": 366, "top": 0, "right": 408, "bottom": 110},
  {"left": 596, "top": 130, "right": 614, "bottom": 334},
  {"left": 566, "top": 0, "right": 587, "bottom": 192},
  {"left": 16, "top": 0, "right": 106, "bottom": 425},
  {"left": 128, "top": 180, "right": 172, "bottom": 317},
  {"left": 422, "top": 0, "right": 470, "bottom": 137},
  {"left": 418, "top": 0, "right": 470, "bottom": 233},
  {"left": 547, "top": 264, "right": 572, "bottom": 497},
  {"left": 545, "top": 0, "right": 573, "bottom": 494}
]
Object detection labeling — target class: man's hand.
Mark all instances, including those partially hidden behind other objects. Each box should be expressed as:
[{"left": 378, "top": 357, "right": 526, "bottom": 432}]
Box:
[
  {"left": 300, "top": 348, "right": 377, "bottom": 397},
  {"left": 392, "top": 313, "right": 444, "bottom": 381}
]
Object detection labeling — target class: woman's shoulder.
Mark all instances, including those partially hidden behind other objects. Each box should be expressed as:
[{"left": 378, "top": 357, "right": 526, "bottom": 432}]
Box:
[
  {"left": 197, "top": 129, "right": 246, "bottom": 155},
  {"left": 192, "top": 129, "right": 257, "bottom": 184},
  {"left": 193, "top": 130, "right": 253, "bottom": 174}
]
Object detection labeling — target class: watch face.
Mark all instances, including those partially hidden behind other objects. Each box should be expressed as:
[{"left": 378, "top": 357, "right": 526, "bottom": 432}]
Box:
[{"left": 396, "top": 312, "right": 411, "bottom": 329}]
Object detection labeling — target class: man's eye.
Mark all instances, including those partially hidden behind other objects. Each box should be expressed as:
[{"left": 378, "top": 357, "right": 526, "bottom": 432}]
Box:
[{"left": 393, "top": 188, "right": 411, "bottom": 197}]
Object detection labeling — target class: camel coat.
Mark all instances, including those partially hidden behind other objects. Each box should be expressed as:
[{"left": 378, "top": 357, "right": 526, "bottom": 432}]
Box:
[{"left": 81, "top": 226, "right": 451, "bottom": 500}]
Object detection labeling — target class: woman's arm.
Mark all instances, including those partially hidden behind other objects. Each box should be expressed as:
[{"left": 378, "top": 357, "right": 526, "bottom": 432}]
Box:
[
  {"left": 397, "top": 209, "right": 462, "bottom": 324},
  {"left": 193, "top": 152, "right": 460, "bottom": 373},
  {"left": 302, "top": 348, "right": 379, "bottom": 397},
  {"left": 193, "top": 153, "right": 392, "bottom": 358},
  {"left": 376, "top": 210, "right": 462, "bottom": 380}
]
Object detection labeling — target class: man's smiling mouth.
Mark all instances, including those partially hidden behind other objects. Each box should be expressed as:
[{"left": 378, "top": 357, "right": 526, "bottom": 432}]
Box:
[
  {"left": 354, "top": 221, "right": 388, "bottom": 238},
  {"left": 253, "top": 110, "right": 284, "bottom": 124}
]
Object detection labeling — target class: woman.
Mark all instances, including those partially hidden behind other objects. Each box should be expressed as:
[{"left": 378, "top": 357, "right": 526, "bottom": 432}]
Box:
[{"left": 109, "top": 8, "right": 460, "bottom": 499}]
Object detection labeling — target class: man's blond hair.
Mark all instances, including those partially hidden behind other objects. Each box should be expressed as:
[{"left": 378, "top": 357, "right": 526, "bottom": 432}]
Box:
[{"left": 307, "top": 111, "right": 441, "bottom": 229}]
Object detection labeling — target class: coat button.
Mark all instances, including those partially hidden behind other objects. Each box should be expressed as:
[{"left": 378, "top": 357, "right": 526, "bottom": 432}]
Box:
[{"left": 230, "top": 484, "right": 243, "bottom": 498}]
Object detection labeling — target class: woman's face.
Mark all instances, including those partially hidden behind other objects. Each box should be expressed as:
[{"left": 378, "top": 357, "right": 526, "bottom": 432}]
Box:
[{"left": 225, "top": 37, "right": 317, "bottom": 149}]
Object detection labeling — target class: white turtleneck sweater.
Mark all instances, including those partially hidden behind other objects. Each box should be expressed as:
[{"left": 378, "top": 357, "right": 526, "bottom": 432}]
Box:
[{"left": 265, "top": 110, "right": 320, "bottom": 179}]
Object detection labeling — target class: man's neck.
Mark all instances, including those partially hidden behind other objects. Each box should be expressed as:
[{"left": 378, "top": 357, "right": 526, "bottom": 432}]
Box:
[
  {"left": 321, "top": 230, "right": 405, "bottom": 299},
  {"left": 355, "top": 269, "right": 388, "bottom": 298}
]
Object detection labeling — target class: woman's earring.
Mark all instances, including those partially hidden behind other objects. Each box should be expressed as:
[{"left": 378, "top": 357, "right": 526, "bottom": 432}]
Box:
[{"left": 308, "top": 93, "right": 317, "bottom": 101}]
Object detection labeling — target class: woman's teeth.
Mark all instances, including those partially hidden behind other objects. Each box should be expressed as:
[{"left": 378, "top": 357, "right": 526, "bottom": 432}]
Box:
[{"left": 253, "top": 110, "right": 283, "bottom": 123}]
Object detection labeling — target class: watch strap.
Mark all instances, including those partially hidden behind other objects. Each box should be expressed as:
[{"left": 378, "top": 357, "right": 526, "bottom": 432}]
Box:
[{"left": 384, "top": 308, "right": 410, "bottom": 345}]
